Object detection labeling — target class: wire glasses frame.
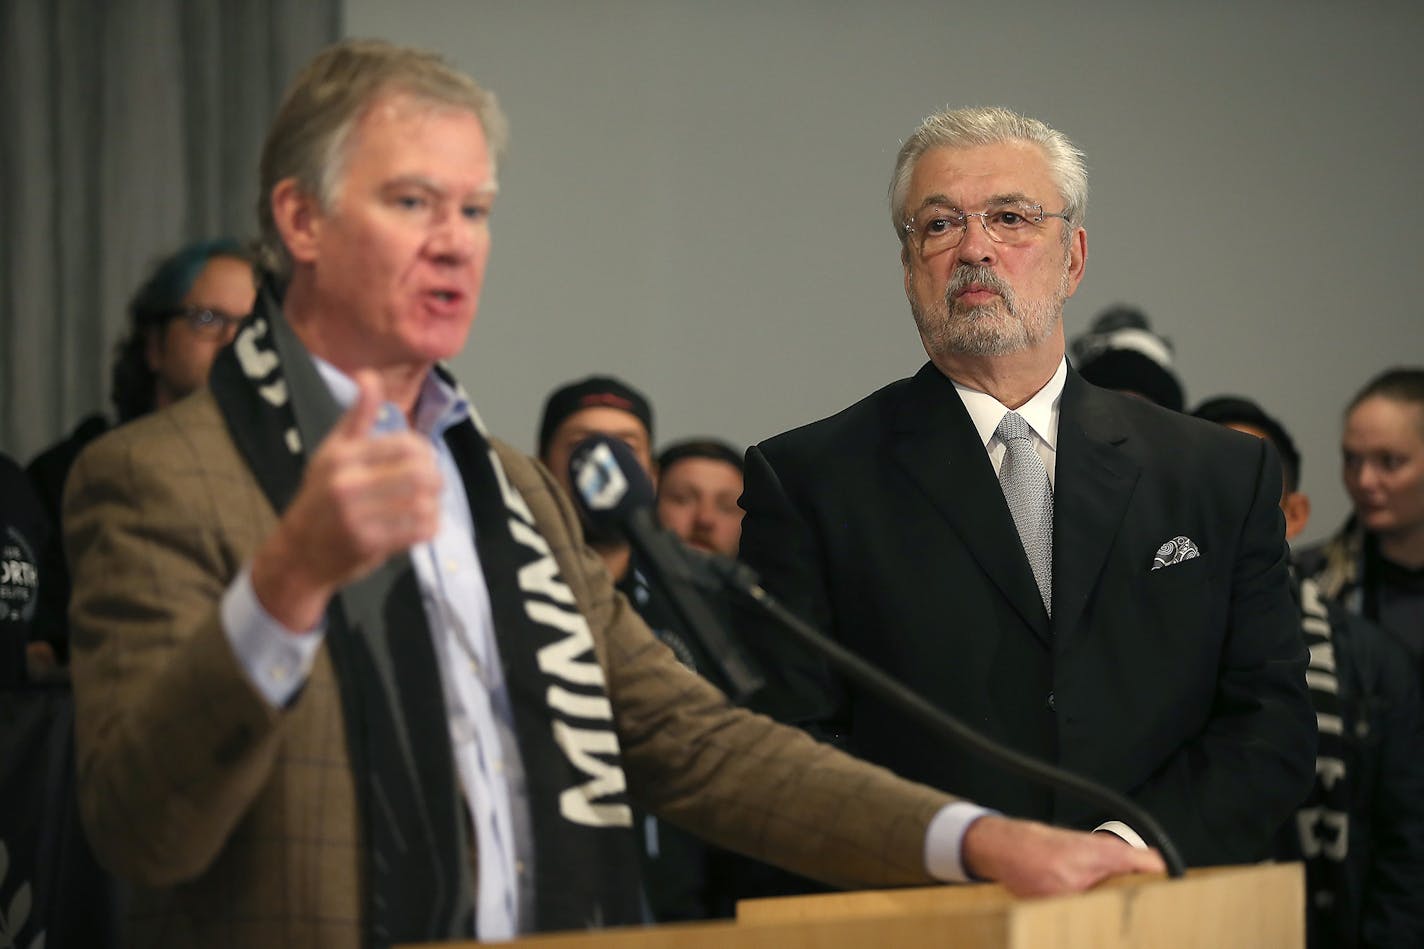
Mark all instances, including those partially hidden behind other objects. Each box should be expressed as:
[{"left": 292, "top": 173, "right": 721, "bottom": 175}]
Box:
[
  {"left": 170, "top": 306, "right": 246, "bottom": 338},
  {"left": 902, "top": 203, "right": 1071, "bottom": 256}
]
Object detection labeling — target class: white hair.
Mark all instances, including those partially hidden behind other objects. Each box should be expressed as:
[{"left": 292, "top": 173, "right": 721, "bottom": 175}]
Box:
[{"left": 888, "top": 106, "right": 1087, "bottom": 246}]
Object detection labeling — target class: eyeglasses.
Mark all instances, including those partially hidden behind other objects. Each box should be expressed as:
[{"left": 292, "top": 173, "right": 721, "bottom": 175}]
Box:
[
  {"left": 170, "top": 306, "right": 246, "bottom": 338},
  {"left": 902, "top": 203, "right": 1071, "bottom": 256}
]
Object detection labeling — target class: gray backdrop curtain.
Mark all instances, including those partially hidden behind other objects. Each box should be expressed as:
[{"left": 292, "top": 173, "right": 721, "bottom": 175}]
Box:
[{"left": 0, "top": 0, "right": 340, "bottom": 462}]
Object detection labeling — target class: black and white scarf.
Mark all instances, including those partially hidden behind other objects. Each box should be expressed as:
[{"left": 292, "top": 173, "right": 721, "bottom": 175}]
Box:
[
  {"left": 1289, "top": 571, "right": 1352, "bottom": 942},
  {"left": 208, "top": 280, "right": 643, "bottom": 945}
]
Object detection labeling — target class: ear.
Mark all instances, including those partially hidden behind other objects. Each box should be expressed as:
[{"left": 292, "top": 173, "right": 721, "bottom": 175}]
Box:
[
  {"left": 1064, "top": 226, "right": 1088, "bottom": 297},
  {"left": 270, "top": 178, "right": 324, "bottom": 267},
  {"left": 902, "top": 248, "right": 916, "bottom": 303},
  {"left": 1281, "top": 490, "right": 1312, "bottom": 541}
]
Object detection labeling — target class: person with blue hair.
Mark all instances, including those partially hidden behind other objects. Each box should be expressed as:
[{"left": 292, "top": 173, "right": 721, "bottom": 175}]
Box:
[
  {"left": 30, "top": 237, "right": 256, "bottom": 509},
  {"left": 25, "top": 238, "right": 256, "bottom": 667},
  {"left": 110, "top": 237, "right": 258, "bottom": 423}
]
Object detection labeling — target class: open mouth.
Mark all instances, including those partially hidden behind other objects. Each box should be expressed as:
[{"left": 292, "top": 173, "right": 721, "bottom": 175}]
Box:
[{"left": 423, "top": 288, "right": 467, "bottom": 310}]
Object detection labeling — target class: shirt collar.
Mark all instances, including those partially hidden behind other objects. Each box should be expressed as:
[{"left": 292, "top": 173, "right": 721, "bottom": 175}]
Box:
[
  {"left": 951, "top": 357, "right": 1067, "bottom": 449},
  {"left": 311, "top": 357, "right": 471, "bottom": 439}
]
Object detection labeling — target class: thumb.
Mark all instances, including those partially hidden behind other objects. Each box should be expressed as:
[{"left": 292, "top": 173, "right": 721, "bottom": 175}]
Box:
[
  {"left": 1130, "top": 847, "right": 1168, "bottom": 875},
  {"left": 335, "top": 370, "right": 384, "bottom": 440}
]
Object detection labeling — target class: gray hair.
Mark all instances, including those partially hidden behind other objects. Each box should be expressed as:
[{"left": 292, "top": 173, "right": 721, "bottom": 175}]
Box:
[
  {"left": 888, "top": 106, "right": 1087, "bottom": 246},
  {"left": 256, "top": 38, "right": 510, "bottom": 277}
]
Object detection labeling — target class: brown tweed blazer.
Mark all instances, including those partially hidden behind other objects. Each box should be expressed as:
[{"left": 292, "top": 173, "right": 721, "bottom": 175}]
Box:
[{"left": 65, "top": 389, "right": 954, "bottom": 947}]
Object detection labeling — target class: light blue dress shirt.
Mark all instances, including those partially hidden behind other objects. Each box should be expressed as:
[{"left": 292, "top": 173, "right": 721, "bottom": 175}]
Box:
[{"left": 221, "top": 361, "right": 529, "bottom": 940}]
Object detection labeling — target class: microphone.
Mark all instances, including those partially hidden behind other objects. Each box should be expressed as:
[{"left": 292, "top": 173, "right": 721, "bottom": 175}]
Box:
[{"left": 567, "top": 436, "right": 766, "bottom": 703}]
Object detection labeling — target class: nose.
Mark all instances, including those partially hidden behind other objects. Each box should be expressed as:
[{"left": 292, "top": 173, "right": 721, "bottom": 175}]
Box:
[
  {"left": 427, "top": 208, "right": 477, "bottom": 263},
  {"left": 956, "top": 214, "right": 997, "bottom": 264},
  {"left": 1354, "top": 461, "right": 1383, "bottom": 492}
]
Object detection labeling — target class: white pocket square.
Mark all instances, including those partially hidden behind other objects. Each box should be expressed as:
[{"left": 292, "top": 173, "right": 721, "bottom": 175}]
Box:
[{"left": 1152, "top": 536, "right": 1200, "bottom": 570}]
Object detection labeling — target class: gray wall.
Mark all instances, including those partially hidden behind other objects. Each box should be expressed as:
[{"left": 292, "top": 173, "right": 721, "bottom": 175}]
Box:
[{"left": 345, "top": 0, "right": 1423, "bottom": 545}]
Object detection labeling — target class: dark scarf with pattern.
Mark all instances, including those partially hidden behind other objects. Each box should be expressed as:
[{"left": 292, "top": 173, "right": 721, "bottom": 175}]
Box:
[
  {"left": 1286, "top": 571, "right": 1352, "bottom": 946},
  {"left": 207, "top": 281, "right": 643, "bottom": 946},
  {"left": 1308, "top": 516, "right": 1364, "bottom": 613}
]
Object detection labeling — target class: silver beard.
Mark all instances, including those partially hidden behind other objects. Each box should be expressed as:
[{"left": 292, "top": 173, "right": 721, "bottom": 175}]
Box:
[{"left": 911, "top": 262, "right": 1068, "bottom": 359}]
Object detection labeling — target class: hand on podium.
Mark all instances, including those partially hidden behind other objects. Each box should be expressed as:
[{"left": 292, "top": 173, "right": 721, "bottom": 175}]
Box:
[{"left": 962, "top": 815, "right": 1167, "bottom": 897}]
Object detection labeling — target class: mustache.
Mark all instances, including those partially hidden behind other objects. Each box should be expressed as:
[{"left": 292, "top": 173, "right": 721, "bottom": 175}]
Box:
[{"left": 945, "top": 265, "right": 1013, "bottom": 304}]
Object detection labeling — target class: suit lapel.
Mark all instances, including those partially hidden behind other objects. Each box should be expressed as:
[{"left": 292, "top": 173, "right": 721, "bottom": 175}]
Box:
[
  {"left": 891, "top": 363, "right": 1051, "bottom": 641},
  {"left": 1051, "top": 373, "right": 1140, "bottom": 644}
]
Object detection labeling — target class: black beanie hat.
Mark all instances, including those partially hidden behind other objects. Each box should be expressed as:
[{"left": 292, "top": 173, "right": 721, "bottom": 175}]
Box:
[{"left": 537, "top": 375, "right": 653, "bottom": 458}]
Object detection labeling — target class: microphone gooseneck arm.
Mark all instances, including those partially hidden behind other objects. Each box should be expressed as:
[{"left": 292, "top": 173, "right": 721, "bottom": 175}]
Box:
[
  {"left": 704, "top": 555, "right": 1187, "bottom": 879},
  {"left": 618, "top": 508, "right": 766, "bottom": 702}
]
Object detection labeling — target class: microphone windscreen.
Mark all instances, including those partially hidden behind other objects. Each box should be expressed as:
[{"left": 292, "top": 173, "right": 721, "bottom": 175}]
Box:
[{"left": 567, "top": 435, "right": 656, "bottom": 538}]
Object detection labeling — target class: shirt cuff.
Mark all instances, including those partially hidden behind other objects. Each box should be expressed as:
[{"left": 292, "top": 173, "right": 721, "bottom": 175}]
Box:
[
  {"left": 924, "top": 801, "right": 996, "bottom": 883},
  {"left": 222, "top": 565, "right": 324, "bottom": 708},
  {"left": 1093, "top": 820, "right": 1149, "bottom": 850}
]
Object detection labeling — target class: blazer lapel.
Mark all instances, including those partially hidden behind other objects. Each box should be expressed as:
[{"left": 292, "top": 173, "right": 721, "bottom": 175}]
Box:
[
  {"left": 891, "top": 363, "right": 1051, "bottom": 642},
  {"left": 1051, "top": 372, "right": 1140, "bottom": 645}
]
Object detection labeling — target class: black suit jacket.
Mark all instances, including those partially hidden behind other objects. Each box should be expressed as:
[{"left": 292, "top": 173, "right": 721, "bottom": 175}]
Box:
[{"left": 738, "top": 363, "right": 1316, "bottom": 866}]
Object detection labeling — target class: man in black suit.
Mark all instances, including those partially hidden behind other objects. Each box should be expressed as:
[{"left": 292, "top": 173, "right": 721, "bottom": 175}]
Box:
[{"left": 738, "top": 106, "right": 1316, "bottom": 867}]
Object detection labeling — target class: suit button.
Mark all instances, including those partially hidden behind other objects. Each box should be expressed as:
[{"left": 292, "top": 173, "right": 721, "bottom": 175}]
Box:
[{"left": 1047, "top": 692, "right": 1056, "bottom": 711}]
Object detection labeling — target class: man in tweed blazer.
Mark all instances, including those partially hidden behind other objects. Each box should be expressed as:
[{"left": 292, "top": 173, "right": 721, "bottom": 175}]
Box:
[{"left": 64, "top": 41, "right": 1161, "bottom": 947}]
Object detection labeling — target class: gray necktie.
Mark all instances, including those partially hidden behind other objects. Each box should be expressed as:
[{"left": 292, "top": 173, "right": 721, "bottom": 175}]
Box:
[{"left": 996, "top": 410, "right": 1053, "bottom": 615}]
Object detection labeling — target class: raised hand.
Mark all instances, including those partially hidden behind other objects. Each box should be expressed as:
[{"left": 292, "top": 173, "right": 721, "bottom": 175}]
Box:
[{"left": 250, "top": 371, "right": 443, "bottom": 631}]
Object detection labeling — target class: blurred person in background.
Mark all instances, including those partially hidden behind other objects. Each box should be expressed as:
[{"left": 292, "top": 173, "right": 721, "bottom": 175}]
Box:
[
  {"left": 1068, "top": 304, "right": 1184, "bottom": 411},
  {"left": 655, "top": 438, "right": 745, "bottom": 559},
  {"left": 24, "top": 238, "right": 257, "bottom": 666},
  {"left": 1, "top": 452, "right": 52, "bottom": 684},
  {"left": 537, "top": 375, "right": 656, "bottom": 584},
  {"left": 1196, "top": 395, "right": 1424, "bottom": 948},
  {"left": 1300, "top": 368, "right": 1424, "bottom": 672}
]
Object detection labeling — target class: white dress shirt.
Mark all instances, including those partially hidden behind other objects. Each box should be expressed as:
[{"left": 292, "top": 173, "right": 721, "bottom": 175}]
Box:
[
  {"left": 951, "top": 357, "right": 1066, "bottom": 487},
  {"left": 947, "top": 356, "right": 1146, "bottom": 851}
]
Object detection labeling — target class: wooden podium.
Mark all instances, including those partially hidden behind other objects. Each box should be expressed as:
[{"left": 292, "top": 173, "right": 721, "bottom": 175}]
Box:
[{"left": 411, "top": 863, "right": 1303, "bottom": 948}]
